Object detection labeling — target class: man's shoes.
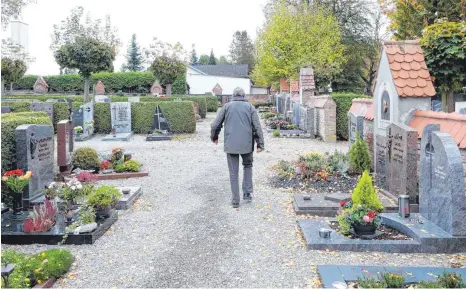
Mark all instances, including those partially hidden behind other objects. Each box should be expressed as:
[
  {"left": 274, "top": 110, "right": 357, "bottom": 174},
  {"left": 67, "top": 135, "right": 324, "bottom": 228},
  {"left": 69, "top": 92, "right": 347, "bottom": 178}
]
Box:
[
  {"left": 232, "top": 202, "right": 240, "bottom": 208},
  {"left": 243, "top": 193, "right": 252, "bottom": 202}
]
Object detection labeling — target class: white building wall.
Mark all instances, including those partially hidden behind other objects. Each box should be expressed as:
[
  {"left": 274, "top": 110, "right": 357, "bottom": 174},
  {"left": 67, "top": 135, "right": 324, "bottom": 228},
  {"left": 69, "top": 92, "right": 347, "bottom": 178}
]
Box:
[
  {"left": 187, "top": 74, "right": 251, "bottom": 95},
  {"left": 251, "top": 86, "right": 269, "bottom": 94}
]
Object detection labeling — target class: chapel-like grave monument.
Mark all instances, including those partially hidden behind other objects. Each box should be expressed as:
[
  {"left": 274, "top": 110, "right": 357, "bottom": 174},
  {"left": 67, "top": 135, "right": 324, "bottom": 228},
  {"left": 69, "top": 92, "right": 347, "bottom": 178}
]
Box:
[
  {"left": 102, "top": 102, "right": 133, "bottom": 141},
  {"left": 146, "top": 104, "right": 172, "bottom": 141}
]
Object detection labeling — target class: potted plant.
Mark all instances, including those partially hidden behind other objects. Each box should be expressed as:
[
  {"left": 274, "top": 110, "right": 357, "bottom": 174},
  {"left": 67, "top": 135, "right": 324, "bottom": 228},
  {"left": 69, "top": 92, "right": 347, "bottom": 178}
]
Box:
[
  {"left": 2, "top": 169, "right": 33, "bottom": 216},
  {"left": 23, "top": 200, "right": 58, "bottom": 232},
  {"left": 87, "top": 185, "right": 122, "bottom": 218},
  {"left": 336, "top": 171, "right": 384, "bottom": 236},
  {"left": 74, "top": 126, "right": 83, "bottom": 136},
  {"left": 111, "top": 148, "right": 123, "bottom": 164},
  {"left": 44, "top": 182, "right": 65, "bottom": 200}
]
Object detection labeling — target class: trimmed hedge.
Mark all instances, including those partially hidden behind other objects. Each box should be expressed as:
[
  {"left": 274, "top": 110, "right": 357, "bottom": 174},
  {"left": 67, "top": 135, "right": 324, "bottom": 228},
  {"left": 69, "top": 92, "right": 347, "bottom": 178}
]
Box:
[
  {"left": 94, "top": 103, "right": 112, "bottom": 134},
  {"left": 1, "top": 101, "right": 31, "bottom": 112},
  {"left": 1, "top": 112, "right": 52, "bottom": 173},
  {"left": 205, "top": 96, "right": 218, "bottom": 112},
  {"left": 331, "top": 93, "right": 368, "bottom": 140},
  {"left": 132, "top": 101, "right": 195, "bottom": 134},
  {"left": 13, "top": 72, "right": 187, "bottom": 94}
]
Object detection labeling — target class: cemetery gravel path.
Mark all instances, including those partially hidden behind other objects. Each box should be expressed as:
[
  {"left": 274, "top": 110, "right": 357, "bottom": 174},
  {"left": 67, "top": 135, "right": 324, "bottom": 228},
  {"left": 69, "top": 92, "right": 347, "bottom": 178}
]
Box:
[{"left": 4, "top": 112, "right": 463, "bottom": 288}]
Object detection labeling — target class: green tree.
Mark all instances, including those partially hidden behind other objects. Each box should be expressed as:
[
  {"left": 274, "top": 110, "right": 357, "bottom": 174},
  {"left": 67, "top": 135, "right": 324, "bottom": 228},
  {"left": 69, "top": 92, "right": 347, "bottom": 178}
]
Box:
[
  {"left": 145, "top": 37, "right": 188, "bottom": 64},
  {"left": 190, "top": 44, "right": 198, "bottom": 65},
  {"left": 229, "top": 30, "right": 255, "bottom": 71},
  {"left": 380, "top": 0, "right": 465, "bottom": 40},
  {"left": 1, "top": 57, "right": 26, "bottom": 92},
  {"left": 421, "top": 20, "right": 466, "bottom": 112},
  {"left": 217, "top": 55, "right": 231, "bottom": 64},
  {"left": 123, "top": 34, "right": 145, "bottom": 72},
  {"left": 209, "top": 49, "right": 217, "bottom": 65},
  {"left": 351, "top": 171, "right": 384, "bottom": 211},
  {"left": 349, "top": 133, "right": 371, "bottom": 174},
  {"left": 198, "top": 54, "right": 210, "bottom": 65},
  {"left": 51, "top": 6, "right": 121, "bottom": 101},
  {"left": 54, "top": 37, "right": 115, "bottom": 102},
  {"left": 254, "top": 1, "right": 345, "bottom": 86},
  {"left": 1, "top": 0, "right": 35, "bottom": 30},
  {"left": 150, "top": 55, "right": 186, "bottom": 96}
]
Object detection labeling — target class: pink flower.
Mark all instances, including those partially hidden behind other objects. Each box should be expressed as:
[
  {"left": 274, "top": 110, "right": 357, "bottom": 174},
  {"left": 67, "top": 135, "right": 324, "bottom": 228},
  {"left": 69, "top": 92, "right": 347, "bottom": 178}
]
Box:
[{"left": 363, "top": 215, "right": 373, "bottom": 223}]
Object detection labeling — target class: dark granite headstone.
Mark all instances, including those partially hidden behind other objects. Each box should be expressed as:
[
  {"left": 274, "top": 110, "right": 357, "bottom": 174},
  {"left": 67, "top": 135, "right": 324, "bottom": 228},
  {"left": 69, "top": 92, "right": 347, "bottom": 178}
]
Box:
[
  {"left": 293, "top": 103, "right": 301, "bottom": 125},
  {"left": 1, "top": 106, "right": 11, "bottom": 114},
  {"left": 387, "top": 123, "right": 418, "bottom": 200},
  {"left": 420, "top": 124, "right": 466, "bottom": 236},
  {"left": 110, "top": 102, "right": 132, "bottom": 133},
  {"left": 57, "top": 120, "right": 73, "bottom": 171},
  {"left": 15, "top": 124, "right": 54, "bottom": 208},
  {"left": 30, "top": 103, "right": 53, "bottom": 122},
  {"left": 276, "top": 96, "right": 282, "bottom": 113},
  {"left": 151, "top": 105, "right": 170, "bottom": 132},
  {"left": 375, "top": 135, "right": 388, "bottom": 189}
]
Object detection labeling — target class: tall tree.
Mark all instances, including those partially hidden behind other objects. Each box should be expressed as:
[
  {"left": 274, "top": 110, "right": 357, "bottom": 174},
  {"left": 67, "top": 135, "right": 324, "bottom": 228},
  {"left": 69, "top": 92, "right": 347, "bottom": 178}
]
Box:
[
  {"left": 1, "top": 0, "right": 35, "bottom": 30},
  {"left": 209, "top": 49, "right": 217, "bottom": 65},
  {"left": 150, "top": 56, "right": 186, "bottom": 97},
  {"left": 123, "top": 34, "right": 145, "bottom": 71},
  {"left": 51, "top": 6, "right": 121, "bottom": 101},
  {"left": 145, "top": 37, "right": 188, "bottom": 64},
  {"left": 190, "top": 44, "right": 198, "bottom": 65},
  {"left": 1, "top": 58, "right": 26, "bottom": 93},
  {"left": 54, "top": 37, "right": 114, "bottom": 101},
  {"left": 198, "top": 54, "right": 210, "bottom": 65},
  {"left": 229, "top": 30, "right": 255, "bottom": 72},
  {"left": 421, "top": 21, "right": 466, "bottom": 112},
  {"left": 380, "top": 0, "right": 465, "bottom": 40},
  {"left": 253, "top": 1, "right": 345, "bottom": 87}
]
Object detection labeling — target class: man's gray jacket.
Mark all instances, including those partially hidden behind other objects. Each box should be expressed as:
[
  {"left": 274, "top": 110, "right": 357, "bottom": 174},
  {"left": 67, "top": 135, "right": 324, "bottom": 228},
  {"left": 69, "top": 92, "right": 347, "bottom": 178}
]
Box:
[{"left": 211, "top": 96, "right": 264, "bottom": 154}]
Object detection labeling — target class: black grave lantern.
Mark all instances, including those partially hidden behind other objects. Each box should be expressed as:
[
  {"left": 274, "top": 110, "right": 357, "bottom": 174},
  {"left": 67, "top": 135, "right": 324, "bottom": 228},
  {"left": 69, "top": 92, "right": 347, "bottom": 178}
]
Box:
[{"left": 398, "top": 195, "right": 410, "bottom": 218}]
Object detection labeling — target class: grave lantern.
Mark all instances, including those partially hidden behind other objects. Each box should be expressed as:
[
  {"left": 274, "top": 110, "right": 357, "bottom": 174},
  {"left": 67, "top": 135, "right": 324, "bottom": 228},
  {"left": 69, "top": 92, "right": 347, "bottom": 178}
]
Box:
[{"left": 398, "top": 195, "right": 410, "bottom": 218}]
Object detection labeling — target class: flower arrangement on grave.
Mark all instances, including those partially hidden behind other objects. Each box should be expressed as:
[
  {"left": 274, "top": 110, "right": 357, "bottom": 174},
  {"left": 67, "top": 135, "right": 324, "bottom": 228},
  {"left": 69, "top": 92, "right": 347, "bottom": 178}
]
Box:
[
  {"left": 114, "top": 159, "right": 142, "bottom": 173},
  {"left": 23, "top": 200, "right": 58, "bottom": 233},
  {"left": 2, "top": 169, "right": 33, "bottom": 214},
  {"left": 100, "top": 160, "right": 111, "bottom": 170},
  {"left": 87, "top": 185, "right": 122, "bottom": 217},
  {"left": 336, "top": 171, "right": 384, "bottom": 235},
  {"left": 111, "top": 148, "right": 124, "bottom": 164},
  {"left": 76, "top": 171, "right": 97, "bottom": 184},
  {"left": 73, "top": 126, "right": 83, "bottom": 134},
  {"left": 44, "top": 182, "right": 66, "bottom": 200}
]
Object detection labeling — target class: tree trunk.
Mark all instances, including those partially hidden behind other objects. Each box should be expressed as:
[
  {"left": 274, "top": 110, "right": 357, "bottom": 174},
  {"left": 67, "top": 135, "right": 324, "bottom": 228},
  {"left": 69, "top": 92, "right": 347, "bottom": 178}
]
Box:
[
  {"left": 10, "top": 83, "right": 13, "bottom": 92},
  {"left": 442, "top": 90, "right": 455, "bottom": 113},
  {"left": 166, "top": 84, "right": 172, "bottom": 97},
  {"left": 84, "top": 76, "right": 90, "bottom": 102}
]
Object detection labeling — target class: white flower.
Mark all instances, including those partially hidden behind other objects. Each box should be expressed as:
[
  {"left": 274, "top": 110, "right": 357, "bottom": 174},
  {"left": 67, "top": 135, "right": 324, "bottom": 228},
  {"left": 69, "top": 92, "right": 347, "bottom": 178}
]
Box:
[
  {"left": 77, "top": 184, "right": 83, "bottom": 190},
  {"left": 48, "top": 182, "right": 56, "bottom": 189},
  {"left": 71, "top": 186, "right": 76, "bottom": 191}
]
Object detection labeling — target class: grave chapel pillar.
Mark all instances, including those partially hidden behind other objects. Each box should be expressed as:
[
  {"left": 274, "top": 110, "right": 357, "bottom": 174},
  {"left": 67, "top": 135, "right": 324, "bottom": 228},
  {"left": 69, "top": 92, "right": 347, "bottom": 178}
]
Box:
[{"left": 299, "top": 67, "right": 316, "bottom": 106}]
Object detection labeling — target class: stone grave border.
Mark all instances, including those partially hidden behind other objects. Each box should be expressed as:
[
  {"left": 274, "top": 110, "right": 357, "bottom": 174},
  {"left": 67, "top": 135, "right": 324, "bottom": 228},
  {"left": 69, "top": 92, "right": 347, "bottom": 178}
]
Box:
[
  {"left": 95, "top": 170, "right": 148, "bottom": 181},
  {"left": 115, "top": 186, "right": 142, "bottom": 210},
  {"left": 298, "top": 213, "right": 466, "bottom": 253},
  {"left": 318, "top": 265, "right": 466, "bottom": 288},
  {"left": 1, "top": 210, "right": 118, "bottom": 245}
]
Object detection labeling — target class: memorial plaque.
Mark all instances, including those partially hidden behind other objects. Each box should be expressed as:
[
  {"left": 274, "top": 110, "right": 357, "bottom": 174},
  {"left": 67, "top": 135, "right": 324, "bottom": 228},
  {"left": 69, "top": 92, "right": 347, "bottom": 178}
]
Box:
[
  {"left": 387, "top": 123, "right": 418, "bottom": 200},
  {"left": 30, "top": 103, "right": 54, "bottom": 122},
  {"left": 110, "top": 102, "right": 132, "bottom": 133},
  {"left": 375, "top": 135, "right": 388, "bottom": 189},
  {"left": 420, "top": 124, "right": 466, "bottom": 236},
  {"left": 15, "top": 125, "right": 54, "bottom": 208}
]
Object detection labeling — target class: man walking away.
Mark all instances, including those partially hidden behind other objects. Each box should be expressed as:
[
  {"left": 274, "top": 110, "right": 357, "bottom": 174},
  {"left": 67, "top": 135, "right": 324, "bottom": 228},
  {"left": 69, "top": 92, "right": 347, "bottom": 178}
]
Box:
[{"left": 211, "top": 87, "right": 264, "bottom": 208}]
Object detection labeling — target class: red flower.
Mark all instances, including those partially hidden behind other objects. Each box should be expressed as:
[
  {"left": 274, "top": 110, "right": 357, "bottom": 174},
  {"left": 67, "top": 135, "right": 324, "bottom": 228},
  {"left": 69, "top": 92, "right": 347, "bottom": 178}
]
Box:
[
  {"left": 340, "top": 200, "right": 347, "bottom": 207},
  {"left": 4, "top": 169, "right": 23, "bottom": 177},
  {"left": 367, "top": 211, "right": 376, "bottom": 219}
]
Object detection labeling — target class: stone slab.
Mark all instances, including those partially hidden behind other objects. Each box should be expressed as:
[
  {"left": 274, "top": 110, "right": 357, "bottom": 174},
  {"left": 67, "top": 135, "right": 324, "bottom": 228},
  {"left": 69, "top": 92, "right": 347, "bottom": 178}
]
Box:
[
  {"left": 324, "top": 193, "right": 350, "bottom": 203},
  {"left": 299, "top": 213, "right": 466, "bottom": 253},
  {"left": 1, "top": 210, "right": 118, "bottom": 245},
  {"left": 110, "top": 102, "right": 131, "bottom": 133},
  {"left": 95, "top": 171, "right": 149, "bottom": 181},
  {"left": 146, "top": 134, "right": 172, "bottom": 141},
  {"left": 102, "top": 132, "right": 133, "bottom": 142},
  {"left": 115, "top": 186, "right": 142, "bottom": 210},
  {"left": 1, "top": 106, "right": 12, "bottom": 114},
  {"left": 318, "top": 265, "right": 466, "bottom": 288},
  {"left": 75, "top": 133, "right": 94, "bottom": 142}
]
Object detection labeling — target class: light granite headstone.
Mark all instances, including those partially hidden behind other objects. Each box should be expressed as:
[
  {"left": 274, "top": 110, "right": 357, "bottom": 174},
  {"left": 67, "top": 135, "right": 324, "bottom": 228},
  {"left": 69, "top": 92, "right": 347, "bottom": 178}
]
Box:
[
  {"left": 420, "top": 124, "right": 466, "bottom": 236},
  {"left": 387, "top": 123, "right": 418, "bottom": 201},
  {"left": 95, "top": 95, "right": 109, "bottom": 103},
  {"left": 30, "top": 103, "right": 54, "bottom": 122},
  {"left": 15, "top": 124, "right": 54, "bottom": 208},
  {"left": 276, "top": 95, "right": 282, "bottom": 114},
  {"left": 128, "top": 97, "right": 140, "bottom": 103},
  {"left": 110, "top": 102, "right": 132, "bottom": 133},
  {"left": 293, "top": 103, "right": 301, "bottom": 125},
  {"left": 348, "top": 112, "right": 364, "bottom": 145}
]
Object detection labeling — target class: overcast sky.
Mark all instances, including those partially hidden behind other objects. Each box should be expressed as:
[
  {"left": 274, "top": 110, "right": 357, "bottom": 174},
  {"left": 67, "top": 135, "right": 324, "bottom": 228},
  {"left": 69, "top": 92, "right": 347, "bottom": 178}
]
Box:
[{"left": 7, "top": 0, "right": 267, "bottom": 75}]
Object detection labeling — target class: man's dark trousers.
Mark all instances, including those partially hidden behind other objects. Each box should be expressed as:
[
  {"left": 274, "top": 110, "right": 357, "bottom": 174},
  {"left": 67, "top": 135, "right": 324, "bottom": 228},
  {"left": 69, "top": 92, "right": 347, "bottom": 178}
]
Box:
[{"left": 226, "top": 152, "right": 253, "bottom": 204}]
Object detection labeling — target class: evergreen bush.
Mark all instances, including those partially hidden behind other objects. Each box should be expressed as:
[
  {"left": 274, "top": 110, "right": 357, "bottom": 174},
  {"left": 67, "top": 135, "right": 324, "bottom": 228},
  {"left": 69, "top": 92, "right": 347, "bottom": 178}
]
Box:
[
  {"left": 349, "top": 132, "right": 371, "bottom": 174},
  {"left": 331, "top": 93, "right": 367, "bottom": 140},
  {"left": 351, "top": 171, "right": 383, "bottom": 211},
  {"left": 72, "top": 148, "right": 100, "bottom": 170}
]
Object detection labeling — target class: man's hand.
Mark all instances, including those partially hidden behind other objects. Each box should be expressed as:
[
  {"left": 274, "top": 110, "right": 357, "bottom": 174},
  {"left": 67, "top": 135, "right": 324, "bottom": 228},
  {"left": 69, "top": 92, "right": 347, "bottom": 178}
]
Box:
[{"left": 257, "top": 148, "right": 263, "bottom": 153}]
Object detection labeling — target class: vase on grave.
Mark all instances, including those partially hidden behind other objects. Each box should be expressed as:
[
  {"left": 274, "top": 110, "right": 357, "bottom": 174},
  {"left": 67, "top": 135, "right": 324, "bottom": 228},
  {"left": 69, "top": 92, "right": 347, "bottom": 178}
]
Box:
[
  {"left": 352, "top": 223, "right": 377, "bottom": 235},
  {"left": 12, "top": 191, "right": 23, "bottom": 216}
]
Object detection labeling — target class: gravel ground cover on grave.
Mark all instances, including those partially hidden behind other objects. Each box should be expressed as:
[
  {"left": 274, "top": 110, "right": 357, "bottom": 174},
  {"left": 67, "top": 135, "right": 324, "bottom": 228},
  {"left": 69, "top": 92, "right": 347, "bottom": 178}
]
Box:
[{"left": 4, "top": 112, "right": 465, "bottom": 288}]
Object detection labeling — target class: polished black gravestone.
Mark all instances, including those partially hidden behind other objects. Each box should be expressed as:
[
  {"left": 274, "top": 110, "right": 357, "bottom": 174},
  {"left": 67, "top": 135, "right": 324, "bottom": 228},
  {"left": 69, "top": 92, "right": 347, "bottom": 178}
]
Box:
[
  {"left": 146, "top": 105, "right": 172, "bottom": 141},
  {"left": 1, "top": 210, "right": 118, "bottom": 245}
]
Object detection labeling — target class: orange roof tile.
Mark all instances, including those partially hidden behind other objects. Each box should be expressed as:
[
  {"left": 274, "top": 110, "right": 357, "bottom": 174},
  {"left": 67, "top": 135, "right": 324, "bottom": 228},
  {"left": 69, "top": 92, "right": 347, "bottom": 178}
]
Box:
[
  {"left": 280, "top": 78, "right": 289, "bottom": 92},
  {"left": 409, "top": 110, "right": 466, "bottom": 149},
  {"left": 383, "top": 40, "right": 436, "bottom": 98},
  {"left": 290, "top": 80, "right": 299, "bottom": 92}
]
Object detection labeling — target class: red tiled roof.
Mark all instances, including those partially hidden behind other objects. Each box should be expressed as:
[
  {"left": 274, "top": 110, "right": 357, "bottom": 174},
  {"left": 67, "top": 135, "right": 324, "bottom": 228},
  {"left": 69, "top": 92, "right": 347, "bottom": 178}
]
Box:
[
  {"left": 290, "top": 80, "right": 299, "bottom": 92},
  {"left": 280, "top": 78, "right": 289, "bottom": 92},
  {"left": 349, "top": 98, "right": 372, "bottom": 116},
  {"left": 409, "top": 110, "right": 466, "bottom": 149},
  {"left": 384, "top": 40, "right": 436, "bottom": 98}
]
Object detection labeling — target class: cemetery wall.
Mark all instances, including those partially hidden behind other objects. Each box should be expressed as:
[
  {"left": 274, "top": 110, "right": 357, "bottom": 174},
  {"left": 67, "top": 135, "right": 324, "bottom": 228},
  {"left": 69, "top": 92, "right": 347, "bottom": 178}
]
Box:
[
  {"left": 314, "top": 97, "right": 337, "bottom": 142},
  {"left": 246, "top": 94, "right": 269, "bottom": 104},
  {"left": 1, "top": 112, "right": 52, "bottom": 173},
  {"left": 331, "top": 93, "right": 368, "bottom": 140}
]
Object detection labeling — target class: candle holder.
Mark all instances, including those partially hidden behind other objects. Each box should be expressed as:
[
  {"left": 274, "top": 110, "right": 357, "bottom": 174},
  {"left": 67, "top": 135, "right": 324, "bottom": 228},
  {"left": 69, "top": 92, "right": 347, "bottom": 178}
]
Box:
[{"left": 398, "top": 195, "right": 410, "bottom": 218}]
